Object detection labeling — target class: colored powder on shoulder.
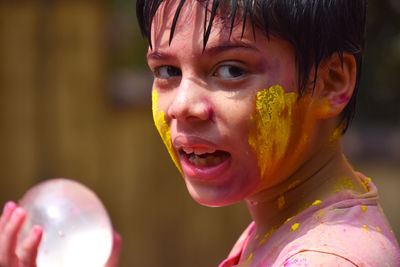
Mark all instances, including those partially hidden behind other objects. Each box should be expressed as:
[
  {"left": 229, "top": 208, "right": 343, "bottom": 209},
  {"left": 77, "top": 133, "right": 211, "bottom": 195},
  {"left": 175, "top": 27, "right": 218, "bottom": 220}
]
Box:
[
  {"left": 333, "top": 177, "right": 354, "bottom": 192},
  {"left": 291, "top": 223, "right": 300, "bottom": 232},
  {"left": 361, "top": 205, "right": 367, "bottom": 212},
  {"left": 314, "top": 209, "right": 325, "bottom": 220},
  {"left": 259, "top": 225, "right": 279, "bottom": 246},
  {"left": 312, "top": 200, "right": 322, "bottom": 206},
  {"left": 361, "top": 177, "right": 372, "bottom": 192},
  {"left": 285, "top": 216, "right": 294, "bottom": 224}
]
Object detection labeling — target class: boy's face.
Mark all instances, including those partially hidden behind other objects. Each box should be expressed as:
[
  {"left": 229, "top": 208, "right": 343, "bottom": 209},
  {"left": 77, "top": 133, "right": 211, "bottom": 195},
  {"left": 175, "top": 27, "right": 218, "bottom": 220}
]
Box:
[{"left": 148, "top": 0, "right": 321, "bottom": 206}]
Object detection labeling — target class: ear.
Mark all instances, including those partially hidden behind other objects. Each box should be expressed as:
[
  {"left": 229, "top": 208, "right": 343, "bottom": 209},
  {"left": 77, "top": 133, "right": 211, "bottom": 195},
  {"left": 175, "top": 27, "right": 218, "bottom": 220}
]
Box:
[{"left": 313, "top": 53, "right": 357, "bottom": 119}]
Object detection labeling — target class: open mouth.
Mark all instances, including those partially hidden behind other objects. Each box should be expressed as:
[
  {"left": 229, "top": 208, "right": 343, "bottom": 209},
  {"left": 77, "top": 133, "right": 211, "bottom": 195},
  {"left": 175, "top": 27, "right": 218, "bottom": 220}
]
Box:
[{"left": 180, "top": 148, "right": 230, "bottom": 167}]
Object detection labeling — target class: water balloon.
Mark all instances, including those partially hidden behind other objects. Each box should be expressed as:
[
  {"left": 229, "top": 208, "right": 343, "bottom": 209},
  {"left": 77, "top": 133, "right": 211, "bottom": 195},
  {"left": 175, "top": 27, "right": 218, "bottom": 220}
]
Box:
[{"left": 18, "top": 178, "right": 113, "bottom": 267}]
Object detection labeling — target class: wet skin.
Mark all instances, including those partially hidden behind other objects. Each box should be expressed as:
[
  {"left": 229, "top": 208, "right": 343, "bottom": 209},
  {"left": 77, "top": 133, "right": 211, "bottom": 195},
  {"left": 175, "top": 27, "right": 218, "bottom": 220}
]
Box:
[
  {"left": 148, "top": 0, "right": 310, "bottom": 206},
  {"left": 148, "top": 1, "right": 365, "bottom": 262}
]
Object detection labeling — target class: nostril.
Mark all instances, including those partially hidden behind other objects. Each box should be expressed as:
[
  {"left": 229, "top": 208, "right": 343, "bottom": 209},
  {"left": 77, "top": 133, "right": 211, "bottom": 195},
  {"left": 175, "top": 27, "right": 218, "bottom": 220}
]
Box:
[{"left": 207, "top": 106, "right": 214, "bottom": 122}]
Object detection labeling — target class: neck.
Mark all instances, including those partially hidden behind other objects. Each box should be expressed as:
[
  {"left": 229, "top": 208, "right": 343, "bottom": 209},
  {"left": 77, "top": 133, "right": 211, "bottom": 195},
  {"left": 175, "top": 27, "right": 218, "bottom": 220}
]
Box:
[{"left": 244, "top": 139, "right": 365, "bottom": 236}]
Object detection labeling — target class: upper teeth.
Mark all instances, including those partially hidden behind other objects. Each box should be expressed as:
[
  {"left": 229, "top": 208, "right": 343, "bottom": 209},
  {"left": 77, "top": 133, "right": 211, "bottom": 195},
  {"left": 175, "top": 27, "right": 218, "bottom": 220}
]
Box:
[{"left": 182, "top": 147, "right": 216, "bottom": 155}]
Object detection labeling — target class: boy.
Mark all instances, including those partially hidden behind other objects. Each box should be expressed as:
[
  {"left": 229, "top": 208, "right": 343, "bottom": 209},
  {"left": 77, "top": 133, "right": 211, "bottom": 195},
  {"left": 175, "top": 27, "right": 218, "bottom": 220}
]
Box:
[{"left": 137, "top": 0, "right": 400, "bottom": 266}]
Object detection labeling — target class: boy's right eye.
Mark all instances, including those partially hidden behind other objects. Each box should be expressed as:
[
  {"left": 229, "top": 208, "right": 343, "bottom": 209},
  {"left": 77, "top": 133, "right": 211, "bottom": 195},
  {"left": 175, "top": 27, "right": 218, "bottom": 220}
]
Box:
[{"left": 153, "top": 66, "right": 182, "bottom": 79}]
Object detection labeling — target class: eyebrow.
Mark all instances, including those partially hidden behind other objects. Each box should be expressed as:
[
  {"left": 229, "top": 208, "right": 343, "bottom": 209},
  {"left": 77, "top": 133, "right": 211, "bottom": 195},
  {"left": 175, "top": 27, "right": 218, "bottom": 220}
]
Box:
[{"left": 147, "top": 43, "right": 259, "bottom": 61}]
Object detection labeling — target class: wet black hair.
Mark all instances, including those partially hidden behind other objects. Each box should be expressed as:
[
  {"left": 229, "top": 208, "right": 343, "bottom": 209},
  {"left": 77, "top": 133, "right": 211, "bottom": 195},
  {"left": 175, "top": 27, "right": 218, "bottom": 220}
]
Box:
[{"left": 136, "top": 0, "right": 367, "bottom": 132}]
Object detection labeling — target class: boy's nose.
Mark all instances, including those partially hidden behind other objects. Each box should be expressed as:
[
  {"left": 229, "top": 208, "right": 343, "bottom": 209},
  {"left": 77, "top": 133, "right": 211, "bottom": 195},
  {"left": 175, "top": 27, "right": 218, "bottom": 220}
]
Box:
[{"left": 167, "top": 78, "right": 212, "bottom": 122}]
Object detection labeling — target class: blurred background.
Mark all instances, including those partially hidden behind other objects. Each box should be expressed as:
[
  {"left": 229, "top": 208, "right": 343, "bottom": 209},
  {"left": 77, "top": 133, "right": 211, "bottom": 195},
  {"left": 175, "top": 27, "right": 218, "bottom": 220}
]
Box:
[{"left": 0, "top": 0, "right": 399, "bottom": 266}]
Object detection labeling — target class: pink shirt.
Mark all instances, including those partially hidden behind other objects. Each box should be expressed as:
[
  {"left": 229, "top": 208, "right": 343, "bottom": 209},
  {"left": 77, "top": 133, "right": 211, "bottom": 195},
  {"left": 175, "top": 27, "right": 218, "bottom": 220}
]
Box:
[{"left": 219, "top": 175, "right": 400, "bottom": 266}]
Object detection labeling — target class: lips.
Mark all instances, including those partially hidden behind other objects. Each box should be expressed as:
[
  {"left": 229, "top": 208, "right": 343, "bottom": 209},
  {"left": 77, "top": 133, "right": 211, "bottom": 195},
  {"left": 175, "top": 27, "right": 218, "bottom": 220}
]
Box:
[{"left": 174, "top": 136, "right": 232, "bottom": 180}]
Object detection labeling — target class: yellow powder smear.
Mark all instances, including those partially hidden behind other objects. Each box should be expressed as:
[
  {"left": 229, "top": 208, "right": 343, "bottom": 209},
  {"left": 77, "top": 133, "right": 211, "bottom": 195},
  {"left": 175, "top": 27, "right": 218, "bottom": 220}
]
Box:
[
  {"left": 328, "top": 124, "right": 344, "bottom": 144},
  {"left": 297, "top": 202, "right": 312, "bottom": 215},
  {"left": 363, "top": 225, "right": 369, "bottom": 231},
  {"left": 247, "top": 253, "right": 254, "bottom": 262},
  {"left": 360, "top": 177, "right": 370, "bottom": 192},
  {"left": 277, "top": 196, "right": 285, "bottom": 209},
  {"left": 360, "top": 177, "right": 372, "bottom": 192},
  {"left": 287, "top": 179, "right": 302, "bottom": 190},
  {"left": 333, "top": 177, "right": 354, "bottom": 193},
  {"left": 312, "top": 200, "right": 322, "bottom": 206},
  {"left": 314, "top": 209, "right": 325, "bottom": 220},
  {"left": 248, "top": 85, "right": 315, "bottom": 185},
  {"left": 376, "top": 226, "right": 381, "bottom": 232},
  {"left": 258, "top": 225, "right": 278, "bottom": 246},
  {"left": 248, "top": 85, "right": 297, "bottom": 178},
  {"left": 291, "top": 223, "right": 300, "bottom": 232},
  {"left": 285, "top": 216, "right": 294, "bottom": 224},
  {"left": 152, "top": 90, "right": 183, "bottom": 174},
  {"left": 361, "top": 205, "right": 367, "bottom": 212}
]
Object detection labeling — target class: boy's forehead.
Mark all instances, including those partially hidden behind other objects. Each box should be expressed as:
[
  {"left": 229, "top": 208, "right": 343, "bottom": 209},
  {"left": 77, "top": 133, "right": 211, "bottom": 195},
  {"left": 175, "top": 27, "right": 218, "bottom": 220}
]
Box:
[
  {"left": 150, "top": 0, "right": 251, "bottom": 51},
  {"left": 151, "top": 0, "right": 202, "bottom": 44}
]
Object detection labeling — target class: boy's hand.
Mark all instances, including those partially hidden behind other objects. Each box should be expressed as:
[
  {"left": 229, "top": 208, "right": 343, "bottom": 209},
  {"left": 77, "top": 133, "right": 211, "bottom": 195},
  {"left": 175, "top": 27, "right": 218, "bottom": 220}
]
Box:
[
  {"left": 0, "top": 202, "right": 121, "bottom": 267},
  {"left": 0, "top": 201, "right": 43, "bottom": 267}
]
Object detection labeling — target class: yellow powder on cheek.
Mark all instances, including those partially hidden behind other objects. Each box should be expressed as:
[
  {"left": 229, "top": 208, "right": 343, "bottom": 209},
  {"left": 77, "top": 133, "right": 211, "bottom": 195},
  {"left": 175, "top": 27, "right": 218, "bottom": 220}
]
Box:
[
  {"left": 248, "top": 85, "right": 315, "bottom": 181},
  {"left": 152, "top": 90, "right": 183, "bottom": 174},
  {"left": 248, "top": 85, "right": 297, "bottom": 178}
]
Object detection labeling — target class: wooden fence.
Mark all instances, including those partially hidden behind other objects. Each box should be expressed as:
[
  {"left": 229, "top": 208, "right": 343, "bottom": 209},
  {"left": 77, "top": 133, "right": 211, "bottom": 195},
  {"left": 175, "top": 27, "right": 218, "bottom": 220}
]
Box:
[
  {"left": 1, "top": 2, "right": 398, "bottom": 266},
  {"left": 0, "top": 2, "right": 250, "bottom": 266}
]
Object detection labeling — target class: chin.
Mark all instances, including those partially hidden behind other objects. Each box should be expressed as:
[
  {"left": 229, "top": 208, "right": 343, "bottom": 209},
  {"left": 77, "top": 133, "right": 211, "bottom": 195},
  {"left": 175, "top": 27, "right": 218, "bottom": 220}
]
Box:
[{"left": 184, "top": 173, "right": 259, "bottom": 207}]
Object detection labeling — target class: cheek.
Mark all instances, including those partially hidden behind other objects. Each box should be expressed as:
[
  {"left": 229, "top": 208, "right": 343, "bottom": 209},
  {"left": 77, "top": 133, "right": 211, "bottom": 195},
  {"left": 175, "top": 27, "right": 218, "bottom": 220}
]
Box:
[
  {"left": 248, "top": 85, "right": 314, "bottom": 180},
  {"left": 152, "top": 90, "right": 183, "bottom": 175}
]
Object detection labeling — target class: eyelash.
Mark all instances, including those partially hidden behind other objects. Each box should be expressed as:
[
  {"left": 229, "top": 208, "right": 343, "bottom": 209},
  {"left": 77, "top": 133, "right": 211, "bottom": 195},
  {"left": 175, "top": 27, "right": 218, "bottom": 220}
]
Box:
[
  {"left": 153, "top": 65, "right": 181, "bottom": 79},
  {"left": 151, "top": 62, "right": 248, "bottom": 83},
  {"left": 213, "top": 64, "right": 246, "bottom": 80}
]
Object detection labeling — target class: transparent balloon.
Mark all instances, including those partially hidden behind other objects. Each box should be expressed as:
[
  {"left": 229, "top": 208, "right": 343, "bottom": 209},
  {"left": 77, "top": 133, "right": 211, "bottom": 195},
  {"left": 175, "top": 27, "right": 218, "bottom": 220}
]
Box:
[{"left": 18, "top": 178, "right": 113, "bottom": 267}]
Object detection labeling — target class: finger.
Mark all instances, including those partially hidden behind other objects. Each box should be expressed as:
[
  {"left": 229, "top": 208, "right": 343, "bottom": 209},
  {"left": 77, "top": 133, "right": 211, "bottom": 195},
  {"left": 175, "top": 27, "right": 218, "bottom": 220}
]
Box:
[
  {"left": 0, "top": 208, "right": 26, "bottom": 257},
  {"left": 0, "top": 201, "right": 17, "bottom": 232},
  {"left": 18, "top": 225, "right": 43, "bottom": 267},
  {"left": 104, "top": 231, "right": 122, "bottom": 267}
]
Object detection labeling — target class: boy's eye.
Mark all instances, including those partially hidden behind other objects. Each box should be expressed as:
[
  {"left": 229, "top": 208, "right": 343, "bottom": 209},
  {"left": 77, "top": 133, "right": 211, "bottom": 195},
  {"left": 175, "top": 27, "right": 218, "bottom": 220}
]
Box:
[
  {"left": 213, "top": 65, "right": 245, "bottom": 80},
  {"left": 154, "top": 66, "right": 182, "bottom": 79}
]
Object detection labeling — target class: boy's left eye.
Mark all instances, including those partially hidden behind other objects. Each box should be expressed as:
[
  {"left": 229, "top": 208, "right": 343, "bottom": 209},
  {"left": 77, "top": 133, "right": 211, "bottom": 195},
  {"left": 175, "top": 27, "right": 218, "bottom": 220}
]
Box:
[{"left": 213, "top": 65, "right": 246, "bottom": 80}]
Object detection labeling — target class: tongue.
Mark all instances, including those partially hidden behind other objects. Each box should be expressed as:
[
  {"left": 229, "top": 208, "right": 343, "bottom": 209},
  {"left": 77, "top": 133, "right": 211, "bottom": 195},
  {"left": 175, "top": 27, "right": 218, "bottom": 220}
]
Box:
[{"left": 188, "top": 151, "right": 229, "bottom": 167}]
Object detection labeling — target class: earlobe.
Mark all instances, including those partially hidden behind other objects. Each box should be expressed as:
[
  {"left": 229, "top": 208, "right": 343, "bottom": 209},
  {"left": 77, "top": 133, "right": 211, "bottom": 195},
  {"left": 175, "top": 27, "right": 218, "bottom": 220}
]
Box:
[{"left": 314, "top": 53, "right": 357, "bottom": 119}]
